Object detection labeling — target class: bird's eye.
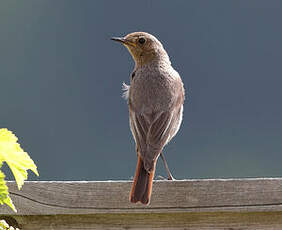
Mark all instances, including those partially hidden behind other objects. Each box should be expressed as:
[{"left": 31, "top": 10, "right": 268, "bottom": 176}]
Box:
[{"left": 138, "top": 37, "right": 146, "bottom": 44}]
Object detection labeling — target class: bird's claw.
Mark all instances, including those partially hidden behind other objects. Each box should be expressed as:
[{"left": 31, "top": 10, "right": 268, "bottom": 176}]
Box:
[{"left": 157, "top": 175, "right": 175, "bottom": 180}]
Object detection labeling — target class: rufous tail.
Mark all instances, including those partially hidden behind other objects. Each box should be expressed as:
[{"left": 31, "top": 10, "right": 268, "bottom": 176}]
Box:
[{"left": 129, "top": 155, "right": 155, "bottom": 205}]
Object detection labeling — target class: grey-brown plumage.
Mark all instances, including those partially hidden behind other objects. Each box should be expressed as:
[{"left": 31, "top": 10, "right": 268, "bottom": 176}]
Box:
[{"left": 111, "top": 32, "right": 185, "bottom": 204}]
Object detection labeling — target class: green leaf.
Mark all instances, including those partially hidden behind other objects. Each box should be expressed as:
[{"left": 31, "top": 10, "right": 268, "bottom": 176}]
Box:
[
  {"left": 0, "top": 128, "right": 39, "bottom": 190},
  {"left": 0, "top": 219, "right": 20, "bottom": 230},
  {"left": 0, "top": 168, "right": 16, "bottom": 212},
  {"left": 0, "top": 220, "right": 9, "bottom": 230}
]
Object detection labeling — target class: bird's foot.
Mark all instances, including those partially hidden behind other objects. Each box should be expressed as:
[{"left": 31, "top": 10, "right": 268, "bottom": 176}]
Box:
[
  {"left": 167, "top": 175, "right": 176, "bottom": 181},
  {"left": 157, "top": 175, "right": 166, "bottom": 180},
  {"left": 157, "top": 175, "right": 175, "bottom": 180}
]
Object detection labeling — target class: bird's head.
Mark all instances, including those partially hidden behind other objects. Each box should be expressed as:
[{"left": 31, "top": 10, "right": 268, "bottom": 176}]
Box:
[{"left": 111, "top": 32, "right": 170, "bottom": 67}]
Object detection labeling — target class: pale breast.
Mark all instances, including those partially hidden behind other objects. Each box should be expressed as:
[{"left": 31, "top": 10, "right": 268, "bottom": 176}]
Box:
[{"left": 129, "top": 65, "right": 183, "bottom": 114}]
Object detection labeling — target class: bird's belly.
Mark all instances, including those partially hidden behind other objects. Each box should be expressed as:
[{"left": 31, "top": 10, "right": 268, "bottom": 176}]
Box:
[{"left": 129, "top": 79, "right": 175, "bottom": 114}]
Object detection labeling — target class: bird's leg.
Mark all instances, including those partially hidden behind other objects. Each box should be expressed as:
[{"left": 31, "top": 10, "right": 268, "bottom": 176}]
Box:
[{"left": 160, "top": 152, "right": 175, "bottom": 180}]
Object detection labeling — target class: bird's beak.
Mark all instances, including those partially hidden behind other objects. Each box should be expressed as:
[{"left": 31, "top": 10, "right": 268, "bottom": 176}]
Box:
[
  {"left": 111, "top": 37, "right": 126, "bottom": 43},
  {"left": 111, "top": 37, "right": 136, "bottom": 47}
]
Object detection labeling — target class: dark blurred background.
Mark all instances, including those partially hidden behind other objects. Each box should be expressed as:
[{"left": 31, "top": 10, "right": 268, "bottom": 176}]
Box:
[{"left": 1, "top": 0, "right": 282, "bottom": 181}]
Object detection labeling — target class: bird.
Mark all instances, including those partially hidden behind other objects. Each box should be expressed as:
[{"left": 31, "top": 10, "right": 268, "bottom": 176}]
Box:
[{"left": 111, "top": 32, "right": 185, "bottom": 205}]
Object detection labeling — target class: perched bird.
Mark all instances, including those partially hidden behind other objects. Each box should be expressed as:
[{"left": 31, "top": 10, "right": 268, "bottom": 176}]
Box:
[{"left": 111, "top": 32, "right": 185, "bottom": 205}]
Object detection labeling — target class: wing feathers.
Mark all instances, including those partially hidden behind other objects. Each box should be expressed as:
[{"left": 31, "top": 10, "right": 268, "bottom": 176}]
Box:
[{"left": 130, "top": 109, "right": 180, "bottom": 172}]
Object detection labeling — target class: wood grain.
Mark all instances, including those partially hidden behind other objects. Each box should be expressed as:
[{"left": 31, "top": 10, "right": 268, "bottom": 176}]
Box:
[{"left": 0, "top": 179, "right": 282, "bottom": 229}]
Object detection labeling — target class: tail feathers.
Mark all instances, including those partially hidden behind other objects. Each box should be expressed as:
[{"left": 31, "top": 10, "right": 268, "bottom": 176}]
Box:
[{"left": 130, "top": 155, "right": 155, "bottom": 205}]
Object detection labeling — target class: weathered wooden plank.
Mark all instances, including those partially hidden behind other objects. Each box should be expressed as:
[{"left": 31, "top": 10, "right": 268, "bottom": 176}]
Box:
[
  {"left": 1, "top": 178, "right": 282, "bottom": 229},
  {"left": 3, "top": 212, "right": 282, "bottom": 230},
  {"left": 2, "top": 178, "right": 282, "bottom": 214}
]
